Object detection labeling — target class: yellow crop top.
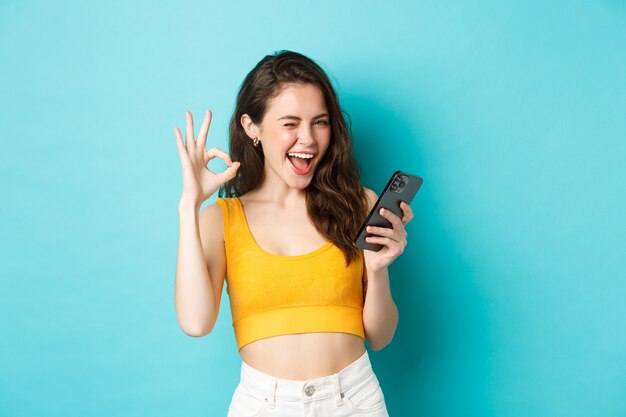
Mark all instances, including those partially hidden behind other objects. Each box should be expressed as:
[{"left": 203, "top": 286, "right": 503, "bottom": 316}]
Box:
[{"left": 215, "top": 197, "right": 365, "bottom": 351}]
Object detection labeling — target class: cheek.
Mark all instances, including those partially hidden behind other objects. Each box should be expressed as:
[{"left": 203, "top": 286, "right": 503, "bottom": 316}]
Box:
[
  {"left": 277, "top": 132, "right": 299, "bottom": 150},
  {"left": 264, "top": 130, "right": 295, "bottom": 149},
  {"left": 318, "top": 132, "right": 332, "bottom": 154}
]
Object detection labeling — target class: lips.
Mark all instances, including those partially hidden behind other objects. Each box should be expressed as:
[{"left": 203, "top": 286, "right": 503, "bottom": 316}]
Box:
[{"left": 286, "top": 154, "right": 314, "bottom": 175}]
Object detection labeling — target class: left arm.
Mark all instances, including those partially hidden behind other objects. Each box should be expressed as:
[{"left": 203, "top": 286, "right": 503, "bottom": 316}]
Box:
[
  {"left": 360, "top": 187, "right": 414, "bottom": 351},
  {"left": 362, "top": 264, "right": 398, "bottom": 351}
]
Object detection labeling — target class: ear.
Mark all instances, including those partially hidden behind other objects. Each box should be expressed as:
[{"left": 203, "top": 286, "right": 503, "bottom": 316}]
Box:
[{"left": 240, "top": 114, "right": 260, "bottom": 140}]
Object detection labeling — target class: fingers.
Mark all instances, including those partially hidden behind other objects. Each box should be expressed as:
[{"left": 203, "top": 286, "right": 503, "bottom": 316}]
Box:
[
  {"left": 215, "top": 161, "right": 241, "bottom": 184},
  {"left": 174, "top": 127, "right": 190, "bottom": 165},
  {"left": 204, "top": 147, "right": 234, "bottom": 166},
  {"left": 197, "top": 110, "right": 212, "bottom": 150},
  {"left": 185, "top": 111, "right": 195, "bottom": 153},
  {"left": 378, "top": 207, "right": 405, "bottom": 231},
  {"left": 365, "top": 205, "right": 411, "bottom": 256},
  {"left": 400, "top": 201, "right": 414, "bottom": 224},
  {"left": 366, "top": 225, "right": 400, "bottom": 239},
  {"left": 366, "top": 223, "right": 407, "bottom": 247},
  {"left": 364, "top": 235, "right": 405, "bottom": 255},
  {"left": 379, "top": 204, "right": 413, "bottom": 228},
  {"left": 204, "top": 146, "right": 241, "bottom": 183}
]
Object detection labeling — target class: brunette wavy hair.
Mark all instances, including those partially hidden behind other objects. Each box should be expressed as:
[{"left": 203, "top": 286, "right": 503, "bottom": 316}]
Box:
[{"left": 219, "top": 50, "right": 368, "bottom": 267}]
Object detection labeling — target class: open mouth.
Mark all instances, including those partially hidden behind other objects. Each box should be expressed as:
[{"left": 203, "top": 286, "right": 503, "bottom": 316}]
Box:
[{"left": 286, "top": 152, "right": 315, "bottom": 175}]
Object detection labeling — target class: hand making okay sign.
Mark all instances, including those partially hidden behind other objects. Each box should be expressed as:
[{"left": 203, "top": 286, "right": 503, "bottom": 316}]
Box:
[{"left": 174, "top": 110, "right": 240, "bottom": 205}]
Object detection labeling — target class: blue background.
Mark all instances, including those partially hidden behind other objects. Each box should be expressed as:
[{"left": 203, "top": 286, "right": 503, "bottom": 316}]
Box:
[{"left": 1, "top": 1, "right": 625, "bottom": 416}]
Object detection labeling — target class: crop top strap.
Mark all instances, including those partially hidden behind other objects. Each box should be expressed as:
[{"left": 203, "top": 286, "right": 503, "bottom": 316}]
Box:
[{"left": 215, "top": 197, "right": 230, "bottom": 244}]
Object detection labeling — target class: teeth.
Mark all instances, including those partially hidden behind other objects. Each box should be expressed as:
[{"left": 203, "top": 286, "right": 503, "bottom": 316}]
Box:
[{"left": 287, "top": 152, "right": 314, "bottom": 159}]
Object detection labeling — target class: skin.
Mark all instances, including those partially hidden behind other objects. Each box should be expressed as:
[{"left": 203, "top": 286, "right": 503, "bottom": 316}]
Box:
[
  {"left": 174, "top": 83, "right": 414, "bottom": 380},
  {"left": 240, "top": 82, "right": 332, "bottom": 205}
]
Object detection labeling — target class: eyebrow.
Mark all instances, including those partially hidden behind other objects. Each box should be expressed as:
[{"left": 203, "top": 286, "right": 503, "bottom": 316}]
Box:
[{"left": 276, "top": 113, "right": 329, "bottom": 121}]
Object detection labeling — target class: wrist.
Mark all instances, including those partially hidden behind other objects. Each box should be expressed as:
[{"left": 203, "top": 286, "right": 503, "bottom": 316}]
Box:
[
  {"left": 178, "top": 198, "right": 201, "bottom": 212},
  {"left": 366, "top": 266, "right": 389, "bottom": 281}
]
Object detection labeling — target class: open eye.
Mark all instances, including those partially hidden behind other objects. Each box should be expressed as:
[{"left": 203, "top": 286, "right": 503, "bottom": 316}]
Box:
[{"left": 316, "top": 120, "right": 329, "bottom": 126}]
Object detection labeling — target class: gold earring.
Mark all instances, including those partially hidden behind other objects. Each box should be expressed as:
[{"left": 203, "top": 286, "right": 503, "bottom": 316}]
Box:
[{"left": 253, "top": 137, "right": 259, "bottom": 147}]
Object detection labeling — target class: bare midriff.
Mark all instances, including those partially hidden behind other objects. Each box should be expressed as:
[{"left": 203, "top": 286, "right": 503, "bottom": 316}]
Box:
[{"left": 239, "top": 332, "right": 367, "bottom": 380}]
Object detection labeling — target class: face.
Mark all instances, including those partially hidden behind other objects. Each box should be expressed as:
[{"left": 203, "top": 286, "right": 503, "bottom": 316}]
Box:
[{"left": 242, "top": 83, "right": 331, "bottom": 190}]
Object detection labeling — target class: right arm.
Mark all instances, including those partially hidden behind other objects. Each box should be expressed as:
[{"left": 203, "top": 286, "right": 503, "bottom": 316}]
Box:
[
  {"left": 172, "top": 110, "right": 239, "bottom": 337},
  {"left": 174, "top": 200, "right": 226, "bottom": 337}
]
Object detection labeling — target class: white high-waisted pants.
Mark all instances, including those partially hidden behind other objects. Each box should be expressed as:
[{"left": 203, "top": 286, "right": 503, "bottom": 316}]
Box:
[{"left": 227, "top": 350, "right": 389, "bottom": 417}]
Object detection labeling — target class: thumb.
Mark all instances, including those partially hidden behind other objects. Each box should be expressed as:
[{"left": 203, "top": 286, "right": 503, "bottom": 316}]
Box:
[
  {"left": 230, "top": 161, "right": 240, "bottom": 172},
  {"left": 218, "top": 161, "right": 240, "bottom": 183}
]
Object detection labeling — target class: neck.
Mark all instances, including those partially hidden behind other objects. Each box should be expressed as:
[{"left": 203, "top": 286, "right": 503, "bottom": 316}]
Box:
[{"left": 250, "top": 166, "right": 309, "bottom": 207}]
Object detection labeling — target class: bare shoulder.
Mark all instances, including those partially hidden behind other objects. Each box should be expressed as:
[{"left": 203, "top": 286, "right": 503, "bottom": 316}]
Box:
[
  {"left": 362, "top": 186, "right": 378, "bottom": 212},
  {"left": 199, "top": 200, "right": 224, "bottom": 242}
]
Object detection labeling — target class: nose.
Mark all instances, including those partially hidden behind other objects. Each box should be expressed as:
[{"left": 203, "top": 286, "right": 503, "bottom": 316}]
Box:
[{"left": 297, "top": 124, "right": 315, "bottom": 145}]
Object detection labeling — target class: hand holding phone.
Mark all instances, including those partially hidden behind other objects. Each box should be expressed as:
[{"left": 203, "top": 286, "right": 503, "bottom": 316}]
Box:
[{"left": 354, "top": 171, "right": 423, "bottom": 251}]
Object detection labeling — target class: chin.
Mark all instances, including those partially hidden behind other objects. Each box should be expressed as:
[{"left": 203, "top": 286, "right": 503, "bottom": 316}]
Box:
[{"left": 289, "top": 177, "right": 313, "bottom": 190}]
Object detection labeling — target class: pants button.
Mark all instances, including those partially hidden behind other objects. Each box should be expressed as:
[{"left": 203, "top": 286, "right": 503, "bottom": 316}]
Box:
[{"left": 305, "top": 386, "right": 316, "bottom": 396}]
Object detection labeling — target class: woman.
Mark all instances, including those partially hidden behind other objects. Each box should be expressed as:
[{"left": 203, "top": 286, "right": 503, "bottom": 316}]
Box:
[{"left": 174, "top": 50, "right": 413, "bottom": 417}]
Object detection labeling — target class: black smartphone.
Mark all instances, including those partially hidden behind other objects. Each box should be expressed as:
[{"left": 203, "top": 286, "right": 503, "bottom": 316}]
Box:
[{"left": 354, "top": 171, "right": 423, "bottom": 251}]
